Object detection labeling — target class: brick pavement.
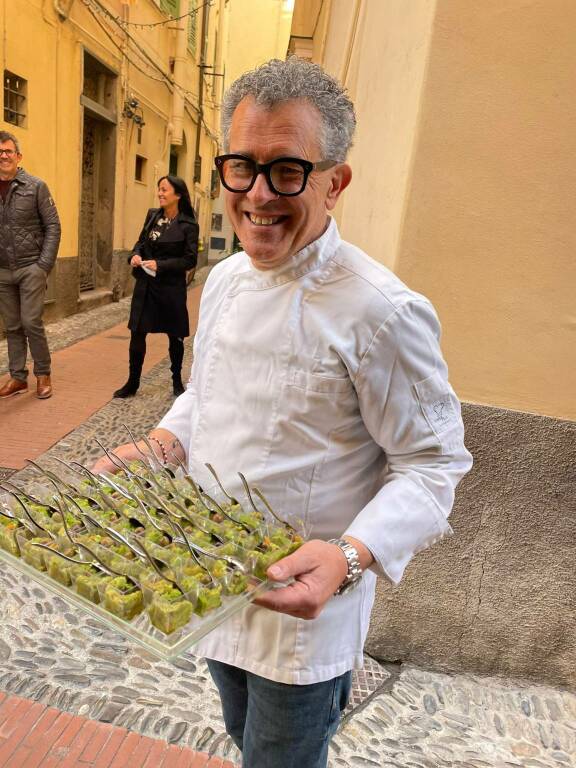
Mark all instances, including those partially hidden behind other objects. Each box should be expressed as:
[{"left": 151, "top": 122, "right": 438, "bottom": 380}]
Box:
[
  {"left": 0, "top": 286, "right": 203, "bottom": 471},
  {"left": 0, "top": 691, "right": 235, "bottom": 767}
]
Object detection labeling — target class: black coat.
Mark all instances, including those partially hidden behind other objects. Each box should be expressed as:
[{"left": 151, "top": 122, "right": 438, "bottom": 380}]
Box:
[{"left": 128, "top": 208, "right": 198, "bottom": 336}]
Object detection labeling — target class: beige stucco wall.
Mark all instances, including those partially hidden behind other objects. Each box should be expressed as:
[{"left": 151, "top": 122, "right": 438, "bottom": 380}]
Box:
[
  {"left": 395, "top": 0, "right": 576, "bottom": 421},
  {"left": 320, "top": 0, "right": 437, "bottom": 270},
  {"left": 224, "top": 0, "right": 293, "bottom": 89},
  {"left": 367, "top": 403, "right": 576, "bottom": 689},
  {"left": 292, "top": 0, "right": 576, "bottom": 421}
]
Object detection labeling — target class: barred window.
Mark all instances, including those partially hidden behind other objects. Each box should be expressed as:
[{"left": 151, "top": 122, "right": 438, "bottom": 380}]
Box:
[
  {"left": 211, "top": 213, "right": 223, "bottom": 231},
  {"left": 4, "top": 71, "right": 27, "bottom": 128}
]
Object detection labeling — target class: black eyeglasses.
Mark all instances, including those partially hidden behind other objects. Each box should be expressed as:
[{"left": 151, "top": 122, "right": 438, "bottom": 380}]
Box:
[
  {"left": 214, "top": 155, "right": 337, "bottom": 197},
  {"left": 0, "top": 149, "right": 17, "bottom": 157}
]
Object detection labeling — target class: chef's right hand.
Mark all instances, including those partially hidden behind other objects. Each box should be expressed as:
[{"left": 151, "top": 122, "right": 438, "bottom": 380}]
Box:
[
  {"left": 91, "top": 442, "right": 146, "bottom": 475},
  {"left": 130, "top": 254, "right": 142, "bottom": 267}
]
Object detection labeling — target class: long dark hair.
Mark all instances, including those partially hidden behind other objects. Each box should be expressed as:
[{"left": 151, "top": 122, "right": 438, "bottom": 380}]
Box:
[{"left": 157, "top": 175, "right": 196, "bottom": 218}]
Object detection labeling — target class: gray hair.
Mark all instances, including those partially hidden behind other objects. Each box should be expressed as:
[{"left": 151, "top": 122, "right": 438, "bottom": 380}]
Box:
[
  {"left": 221, "top": 58, "right": 356, "bottom": 163},
  {"left": 0, "top": 131, "right": 20, "bottom": 153}
]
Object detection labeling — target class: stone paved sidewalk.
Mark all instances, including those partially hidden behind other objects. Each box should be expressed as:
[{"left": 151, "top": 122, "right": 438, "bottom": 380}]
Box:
[{"left": 333, "top": 666, "right": 575, "bottom": 767}]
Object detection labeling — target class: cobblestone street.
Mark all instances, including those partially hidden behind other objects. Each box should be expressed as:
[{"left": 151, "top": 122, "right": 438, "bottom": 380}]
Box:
[{"left": 0, "top": 283, "right": 573, "bottom": 767}]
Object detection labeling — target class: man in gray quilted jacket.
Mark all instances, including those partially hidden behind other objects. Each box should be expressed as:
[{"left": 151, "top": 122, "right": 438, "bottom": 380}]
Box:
[{"left": 0, "top": 131, "right": 60, "bottom": 399}]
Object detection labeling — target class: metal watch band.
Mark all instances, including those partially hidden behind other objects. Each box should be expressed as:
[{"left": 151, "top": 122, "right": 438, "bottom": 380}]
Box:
[{"left": 328, "top": 538, "right": 363, "bottom": 596}]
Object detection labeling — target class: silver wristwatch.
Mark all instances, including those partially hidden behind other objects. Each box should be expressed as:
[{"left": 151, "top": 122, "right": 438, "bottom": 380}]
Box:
[{"left": 328, "top": 538, "right": 363, "bottom": 595}]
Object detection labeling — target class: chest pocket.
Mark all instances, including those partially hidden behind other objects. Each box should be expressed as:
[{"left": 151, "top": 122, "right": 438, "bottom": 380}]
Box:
[
  {"left": 289, "top": 368, "right": 354, "bottom": 395},
  {"left": 13, "top": 189, "right": 37, "bottom": 214},
  {"left": 275, "top": 366, "right": 358, "bottom": 473}
]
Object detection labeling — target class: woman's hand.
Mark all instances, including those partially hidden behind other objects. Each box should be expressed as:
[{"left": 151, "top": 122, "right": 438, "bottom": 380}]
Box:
[
  {"left": 130, "top": 254, "right": 143, "bottom": 267},
  {"left": 141, "top": 260, "right": 158, "bottom": 273}
]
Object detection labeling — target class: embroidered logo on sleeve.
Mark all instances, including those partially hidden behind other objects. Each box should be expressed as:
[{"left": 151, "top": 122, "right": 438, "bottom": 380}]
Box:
[{"left": 426, "top": 395, "right": 456, "bottom": 432}]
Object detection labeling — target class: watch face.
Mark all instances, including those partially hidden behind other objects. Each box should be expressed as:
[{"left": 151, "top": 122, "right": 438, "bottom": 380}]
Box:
[{"left": 337, "top": 575, "right": 362, "bottom": 596}]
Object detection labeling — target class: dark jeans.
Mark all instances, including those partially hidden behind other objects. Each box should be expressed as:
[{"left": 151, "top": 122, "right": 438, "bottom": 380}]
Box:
[
  {"left": 0, "top": 264, "right": 51, "bottom": 380},
  {"left": 207, "top": 660, "right": 352, "bottom": 768}
]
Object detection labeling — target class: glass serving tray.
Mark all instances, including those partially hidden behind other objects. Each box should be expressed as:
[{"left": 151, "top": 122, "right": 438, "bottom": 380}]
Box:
[
  {"left": 0, "top": 546, "right": 271, "bottom": 660},
  {"left": 0, "top": 456, "right": 305, "bottom": 661}
]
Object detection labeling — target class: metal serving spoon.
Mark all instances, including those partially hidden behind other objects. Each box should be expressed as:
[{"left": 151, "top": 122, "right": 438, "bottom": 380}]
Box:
[
  {"left": 0, "top": 485, "right": 56, "bottom": 539},
  {"left": 31, "top": 543, "right": 140, "bottom": 591}
]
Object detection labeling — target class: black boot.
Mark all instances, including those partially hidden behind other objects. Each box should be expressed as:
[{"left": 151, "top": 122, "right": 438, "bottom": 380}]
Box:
[
  {"left": 172, "top": 374, "right": 185, "bottom": 396},
  {"left": 113, "top": 377, "right": 139, "bottom": 398},
  {"left": 169, "top": 335, "right": 185, "bottom": 396},
  {"left": 114, "top": 332, "right": 146, "bottom": 398}
]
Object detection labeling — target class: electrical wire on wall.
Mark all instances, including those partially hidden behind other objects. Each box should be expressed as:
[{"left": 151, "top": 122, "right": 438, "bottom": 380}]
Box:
[
  {"left": 114, "top": 0, "right": 212, "bottom": 30},
  {"left": 80, "top": 0, "right": 202, "bottom": 113}
]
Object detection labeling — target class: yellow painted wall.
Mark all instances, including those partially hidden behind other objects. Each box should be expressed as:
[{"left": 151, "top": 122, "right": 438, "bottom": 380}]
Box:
[
  {"left": 209, "top": 0, "right": 294, "bottom": 257},
  {"left": 1, "top": 0, "right": 83, "bottom": 260},
  {"left": 224, "top": 0, "right": 293, "bottom": 89},
  {"left": 1, "top": 0, "right": 222, "bottom": 265},
  {"left": 291, "top": 0, "right": 575, "bottom": 421}
]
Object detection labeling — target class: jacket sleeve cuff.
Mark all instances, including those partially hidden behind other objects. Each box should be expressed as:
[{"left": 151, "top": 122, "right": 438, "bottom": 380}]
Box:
[
  {"left": 157, "top": 390, "right": 193, "bottom": 455},
  {"left": 344, "top": 476, "right": 454, "bottom": 586}
]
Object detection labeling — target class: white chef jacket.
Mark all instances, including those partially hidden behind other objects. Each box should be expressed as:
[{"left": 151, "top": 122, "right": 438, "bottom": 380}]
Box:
[{"left": 158, "top": 217, "right": 472, "bottom": 684}]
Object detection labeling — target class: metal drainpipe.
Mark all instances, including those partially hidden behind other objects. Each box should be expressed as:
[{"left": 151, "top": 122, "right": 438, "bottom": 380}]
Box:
[
  {"left": 340, "top": 0, "right": 363, "bottom": 86},
  {"left": 193, "top": 2, "right": 209, "bottom": 266},
  {"left": 193, "top": 2, "right": 209, "bottom": 185},
  {"left": 120, "top": 1, "right": 130, "bottom": 249},
  {"left": 170, "top": 0, "right": 189, "bottom": 146}
]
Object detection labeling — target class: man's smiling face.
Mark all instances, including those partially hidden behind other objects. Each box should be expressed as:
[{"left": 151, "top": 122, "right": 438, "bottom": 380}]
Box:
[
  {"left": 0, "top": 140, "right": 21, "bottom": 180},
  {"left": 225, "top": 97, "right": 351, "bottom": 270}
]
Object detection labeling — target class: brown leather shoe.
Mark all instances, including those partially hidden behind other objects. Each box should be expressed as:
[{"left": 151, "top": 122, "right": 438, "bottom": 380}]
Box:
[
  {"left": 36, "top": 375, "right": 52, "bottom": 399},
  {"left": 0, "top": 377, "right": 28, "bottom": 398}
]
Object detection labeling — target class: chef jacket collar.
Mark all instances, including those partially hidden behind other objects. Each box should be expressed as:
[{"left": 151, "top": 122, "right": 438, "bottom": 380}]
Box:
[{"left": 232, "top": 216, "right": 341, "bottom": 292}]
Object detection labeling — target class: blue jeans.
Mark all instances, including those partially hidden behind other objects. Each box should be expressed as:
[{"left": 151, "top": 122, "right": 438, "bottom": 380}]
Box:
[{"left": 207, "top": 660, "right": 352, "bottom": 768}]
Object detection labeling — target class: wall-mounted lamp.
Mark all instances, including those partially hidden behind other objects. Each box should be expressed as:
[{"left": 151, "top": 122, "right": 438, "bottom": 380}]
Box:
[{"left": 123, "top": 97, "right": 146, "bottom": 128}]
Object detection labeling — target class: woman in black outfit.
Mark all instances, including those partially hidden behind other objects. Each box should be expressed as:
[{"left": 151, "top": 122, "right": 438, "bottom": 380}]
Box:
[{"left": 114, "top": 175, "right": 198, "bottom": 398}]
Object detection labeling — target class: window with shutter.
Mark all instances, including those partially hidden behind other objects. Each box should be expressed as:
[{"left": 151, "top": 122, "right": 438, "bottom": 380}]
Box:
[
  {"left": 188, "top": 11, "right": 197, "bottom": 56},
  {"left": 160, "top": 0, "right": 179, "bottom": 17}
]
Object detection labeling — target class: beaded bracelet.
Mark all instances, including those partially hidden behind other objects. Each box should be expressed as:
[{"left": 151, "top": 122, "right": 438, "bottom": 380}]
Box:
[{"left": 148, "top": 435, "right": 169, "bottom": 465}]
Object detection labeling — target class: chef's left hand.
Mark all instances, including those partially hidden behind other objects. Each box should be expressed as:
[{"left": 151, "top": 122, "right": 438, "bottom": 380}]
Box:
[
  {"left": 254, "top": 537, "right": 372, "bottom": 620},
  {"left": 142, "top": 260, "right": 157, "bottom": 272}
]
